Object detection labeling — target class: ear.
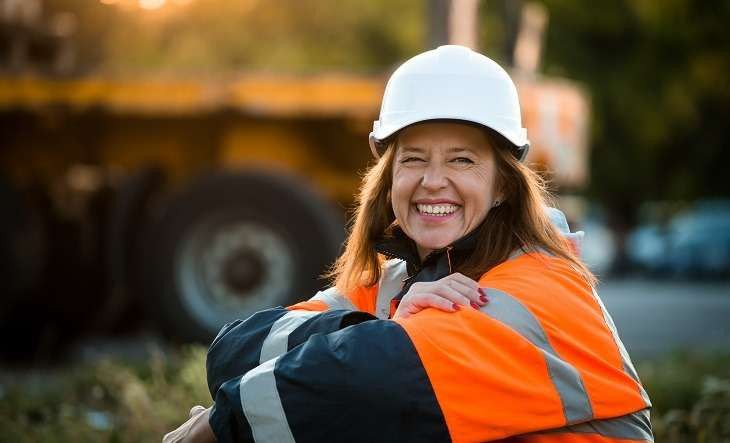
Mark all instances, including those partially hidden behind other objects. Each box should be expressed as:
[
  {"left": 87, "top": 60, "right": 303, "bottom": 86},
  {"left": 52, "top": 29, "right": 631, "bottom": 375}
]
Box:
[
  {"left": 491, "top": 181, "right": 506, "bottom": 207},
  {"left": 499, "top": 191, "right": 507, "bottom": 203}
]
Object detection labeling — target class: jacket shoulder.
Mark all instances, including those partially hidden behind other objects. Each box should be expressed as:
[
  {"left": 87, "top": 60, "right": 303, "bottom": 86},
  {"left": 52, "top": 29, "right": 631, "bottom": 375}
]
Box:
[
  {"left": 478, "top": 252, "right": 591, "bottom": 304},
  {"left": 476, "top": 252, "right": 649, "bottom": 420}
]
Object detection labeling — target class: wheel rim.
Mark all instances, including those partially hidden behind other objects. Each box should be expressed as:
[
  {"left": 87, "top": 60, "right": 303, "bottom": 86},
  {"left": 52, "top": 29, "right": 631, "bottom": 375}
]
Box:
[{"left": 175, "top": 216, "right": 295, "bottom": 332}]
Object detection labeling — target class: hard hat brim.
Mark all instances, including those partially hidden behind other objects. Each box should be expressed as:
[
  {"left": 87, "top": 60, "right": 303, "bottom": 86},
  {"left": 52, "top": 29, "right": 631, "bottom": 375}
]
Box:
[{"left": 368, "top": 117, "right": 530, "bottom": 162}]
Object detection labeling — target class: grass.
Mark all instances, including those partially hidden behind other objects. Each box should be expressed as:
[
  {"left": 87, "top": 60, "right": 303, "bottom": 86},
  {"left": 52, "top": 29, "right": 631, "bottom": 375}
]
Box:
[
  {"left": 0, "top": 346, "right": 210, "bottom": 443},
  {"left": 1, "top": 346, "right": 729, "bottom": 442},
  {"left": 636, "top": 351, "right": 730, "bottom": 442}
]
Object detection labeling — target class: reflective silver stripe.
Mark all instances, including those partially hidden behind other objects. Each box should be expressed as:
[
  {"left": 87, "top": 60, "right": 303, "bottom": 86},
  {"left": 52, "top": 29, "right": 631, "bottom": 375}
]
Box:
[
  {"left": 375, "top": 259, "right": 407, "bottom": 319},
  {"left": 239, "top": 357, "right": 295, "bottom": 443},
  {"left": 482, "top": 288, "right": 594, "bottom": 424},
  {"left": 259, "top": 310, "right": 319, "bottom": 364},
  {"left": 533, "top": 409, "right": 653, "bottom": 441},
  {"left": 309, "top": 286, "right": 357, "bottom": 311},
  {"left": 591, "top": 287, "right": 652, "bottom": 408},
  {"left": 568, "top": 408, "right": 653, "bottom": 441}
]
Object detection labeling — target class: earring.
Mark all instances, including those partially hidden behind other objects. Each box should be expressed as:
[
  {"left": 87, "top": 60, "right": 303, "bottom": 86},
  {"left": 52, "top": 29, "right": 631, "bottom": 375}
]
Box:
[{"left": 493, "top": 199, "right": 501, "bottom": 208}]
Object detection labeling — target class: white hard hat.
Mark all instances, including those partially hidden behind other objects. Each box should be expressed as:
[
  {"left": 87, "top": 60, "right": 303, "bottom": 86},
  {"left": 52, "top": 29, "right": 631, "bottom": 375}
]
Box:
[{"left": 369, "top": 45, "right": 529, "bottom": 161}]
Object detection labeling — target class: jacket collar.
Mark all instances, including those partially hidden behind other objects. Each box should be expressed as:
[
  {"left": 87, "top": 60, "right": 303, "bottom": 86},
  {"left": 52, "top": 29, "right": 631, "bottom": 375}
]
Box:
[{"left": 374, "top": 224, "right": 480, "bottom": 299}]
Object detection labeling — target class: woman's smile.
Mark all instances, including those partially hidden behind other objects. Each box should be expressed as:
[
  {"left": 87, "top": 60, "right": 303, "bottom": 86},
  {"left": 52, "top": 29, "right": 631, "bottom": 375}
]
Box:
[{"left": 414, "top": 200, "right": 461, "bottom": 218}]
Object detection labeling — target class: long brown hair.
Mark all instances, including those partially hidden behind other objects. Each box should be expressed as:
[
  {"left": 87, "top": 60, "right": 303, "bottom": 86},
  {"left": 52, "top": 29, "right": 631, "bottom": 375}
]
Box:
[{"left": 327, "top": 126, "right": 595, "bottom": 294}]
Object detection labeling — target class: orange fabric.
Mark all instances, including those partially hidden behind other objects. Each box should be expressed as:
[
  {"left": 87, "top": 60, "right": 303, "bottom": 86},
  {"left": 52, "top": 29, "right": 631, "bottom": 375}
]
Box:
[
  {"left": 389, "top": 298, "right": 400, "bottom": 318},
  {"left": 288, "top": 286, "right": 379, "bottom": 313},
  {"left": 287, "top": 300, "right": 330, "bottom": 312},
  {"left": 480, "top": 254, "right": 647, "bottom": 418},
  {"left": 344, "top": 284, "right": 379, "bottom": 314},
  {"left": 395, "top": 252, "right": 648, "bottom": 442},
  {"left": 508, "top": 433, "right": 651, "bottom": 443},
  {"left": 396, "top": 308, "right": 566, "bottom": 441}
]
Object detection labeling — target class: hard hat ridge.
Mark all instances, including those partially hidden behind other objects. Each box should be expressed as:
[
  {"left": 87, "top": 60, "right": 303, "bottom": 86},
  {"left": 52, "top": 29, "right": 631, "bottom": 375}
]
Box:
[{"left": 369, "top": 45, "right": 530, "bottom": 162}]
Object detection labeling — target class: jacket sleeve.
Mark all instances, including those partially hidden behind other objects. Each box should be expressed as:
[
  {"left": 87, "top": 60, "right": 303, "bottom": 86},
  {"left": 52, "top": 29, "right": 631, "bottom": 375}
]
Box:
[
  {"left": 206, "top": 287, "right": 372, "bottom": 397},
  {"left": 208, "top": 283, "right": 652, "bottom": 443},
  {"left": 208, "top": 318, "right": 451, "bottom": 443}
]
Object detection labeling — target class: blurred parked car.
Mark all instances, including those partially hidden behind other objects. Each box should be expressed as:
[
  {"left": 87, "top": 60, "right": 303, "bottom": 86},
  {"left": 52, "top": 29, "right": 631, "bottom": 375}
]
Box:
[
  {"left": 627, "top": 200, "right": 730, "bottom": 279},
  {"left": 579, "top": 215, "right": 617, "bottom": 276}
]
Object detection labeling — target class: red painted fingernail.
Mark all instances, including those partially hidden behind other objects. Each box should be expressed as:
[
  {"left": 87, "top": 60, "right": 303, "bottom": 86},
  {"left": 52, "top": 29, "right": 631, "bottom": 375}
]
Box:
[
  {"left": 478, "top": 288, "right": 487, "bottom": 297},
  {"left": 452, "top": 303, "right": 460, "bottom": 311},
  {"left": 470, "top": 301, "right": 480, "bottom": 310},
  {"left": 479, "top": 295, "right": 488, "bottom": 303}
]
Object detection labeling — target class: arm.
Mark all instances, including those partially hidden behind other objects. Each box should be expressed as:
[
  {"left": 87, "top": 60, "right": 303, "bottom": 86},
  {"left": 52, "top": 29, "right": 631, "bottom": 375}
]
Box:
[
  {"left": 207, "top": 282, "right": 650, "bottom": 443},
  {"left": 164, "top": 289, "right": 375, "bottom": 443},
  {"left": 206, "top": 287, "right": 375, "bottom": 397},
  {"left": 209, "top": 319, "right": 449, "bottom": 443},
  {"left": 207, "top": 272, "right": 487, "bottom": 397}
]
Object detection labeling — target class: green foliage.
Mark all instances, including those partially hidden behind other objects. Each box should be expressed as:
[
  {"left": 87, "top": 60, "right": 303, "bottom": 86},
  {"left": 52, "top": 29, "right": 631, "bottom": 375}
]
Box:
[
  {"left": 540, "top": 0, "right": 730, "bottom": 220},
  {"left": 638, "top": 352, "right": 730, "bottom": 441},
  {"left": 54, "top": 0, "right": 426, "bottom": 75},
  {"left": 0, "top": 346, "right": 210, "bottom": 442}
]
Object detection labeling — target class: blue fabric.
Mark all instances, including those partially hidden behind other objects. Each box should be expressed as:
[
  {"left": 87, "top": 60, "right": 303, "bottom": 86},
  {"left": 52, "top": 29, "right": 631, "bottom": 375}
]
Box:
[
  {"left": 206, "top": 307, "right": 289, "bottom": 397},
  {"left": 209, "top": 376, "right": 254, "bottom": 443},
  {"left": 208, "top": 317, "right": 449, "bottom": 443},
  {"left": 276, "top": 320, "right": 449, "bottom": 442},
  {"left": 286, "top": 309, "right": 376, "bottom": 350}
]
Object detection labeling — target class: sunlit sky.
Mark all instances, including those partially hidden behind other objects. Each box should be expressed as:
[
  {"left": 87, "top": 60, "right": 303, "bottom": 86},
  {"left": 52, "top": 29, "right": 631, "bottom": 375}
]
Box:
[{"left": 100, "top": 0, "right": 194, "bottom": 10}]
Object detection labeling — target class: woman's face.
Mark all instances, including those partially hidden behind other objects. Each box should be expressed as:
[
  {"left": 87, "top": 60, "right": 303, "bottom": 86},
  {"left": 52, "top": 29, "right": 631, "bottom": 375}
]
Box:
[{"left": 391, "top": 121, "right": 501, "bottom": 260}]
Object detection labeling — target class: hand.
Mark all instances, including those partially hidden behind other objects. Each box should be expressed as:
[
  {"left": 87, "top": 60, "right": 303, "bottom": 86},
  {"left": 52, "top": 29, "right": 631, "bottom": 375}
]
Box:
[
  {"left": 162, "top": 405, "right": 216, "bottom": 443},
  {"left": 393, "top": 273, "right": 488, "bottom": 319}
]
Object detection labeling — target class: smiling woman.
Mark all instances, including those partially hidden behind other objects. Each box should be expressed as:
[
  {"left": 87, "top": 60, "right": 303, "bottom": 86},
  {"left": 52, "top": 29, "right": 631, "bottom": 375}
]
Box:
[
  {"left": 164, "top": 46, "right": 652, "bottom": 443},
  {"left": 391, "top": 122, "right": 500, "bottom": 260}
]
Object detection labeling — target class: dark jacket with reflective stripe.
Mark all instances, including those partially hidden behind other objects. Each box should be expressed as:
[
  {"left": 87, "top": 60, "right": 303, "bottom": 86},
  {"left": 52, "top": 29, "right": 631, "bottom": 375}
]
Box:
[{"left": 206, "top": 223, "right": 652, "bottom": 442}]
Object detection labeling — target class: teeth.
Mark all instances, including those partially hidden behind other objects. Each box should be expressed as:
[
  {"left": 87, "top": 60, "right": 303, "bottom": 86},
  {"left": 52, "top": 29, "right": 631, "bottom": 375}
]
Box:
[{"left": 417, "top": 204, "right": 458, "bottom": 216}]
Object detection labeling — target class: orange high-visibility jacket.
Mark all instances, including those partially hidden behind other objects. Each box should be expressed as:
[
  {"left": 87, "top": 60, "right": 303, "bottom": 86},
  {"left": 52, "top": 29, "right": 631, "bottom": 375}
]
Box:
[{"left": 207, "top": 252, "right": 652, "bottom": 443}]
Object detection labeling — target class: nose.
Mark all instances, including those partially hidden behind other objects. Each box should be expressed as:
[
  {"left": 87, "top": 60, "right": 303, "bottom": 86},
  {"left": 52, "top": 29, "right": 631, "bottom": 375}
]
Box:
[{"left": 420, "top": 162, "right": 449, "bottom": 191}]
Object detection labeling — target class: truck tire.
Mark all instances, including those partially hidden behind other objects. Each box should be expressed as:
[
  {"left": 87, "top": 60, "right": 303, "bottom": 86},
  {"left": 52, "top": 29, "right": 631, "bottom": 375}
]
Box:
[{"left": 141, "top": 170, "right": 344, "bottom": 343}]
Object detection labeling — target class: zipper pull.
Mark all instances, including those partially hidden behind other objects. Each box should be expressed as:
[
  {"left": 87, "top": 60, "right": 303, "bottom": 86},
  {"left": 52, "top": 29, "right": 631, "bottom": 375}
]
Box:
[{"left": 446, "top": 245, "right": 454, "bottom": 273}]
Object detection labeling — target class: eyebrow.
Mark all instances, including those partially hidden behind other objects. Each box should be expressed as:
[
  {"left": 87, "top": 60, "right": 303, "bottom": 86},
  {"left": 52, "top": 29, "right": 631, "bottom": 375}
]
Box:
[
  {"left": 398, "top": 146, "right": 476, "bottom": 154},
  {"left": 398, "top": 146, "right": 426, "bottom": 154},
  {"left": 446, "top": 147, "right": 475, "bottom": 154}
]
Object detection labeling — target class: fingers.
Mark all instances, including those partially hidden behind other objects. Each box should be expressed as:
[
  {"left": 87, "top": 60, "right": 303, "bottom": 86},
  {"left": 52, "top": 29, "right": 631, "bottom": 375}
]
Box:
[
  {"left": 167, "top": 407, "right": 214, "bottom": 443},
  {"left": 430, "top": 284, "right": 473, "bottom": 308},
  {"left": 189, "top": 405, "right": 206, "bottom": 419},
  {"left": 442, "top": 273, "right": 486, "bottom": 307},
  {"left": 444, "top": 280, "right": 483, "bottom": 307},
  {"left": 417, "top": 292, "right": 461, "bottom": 312},
  {"left": 394, "top": 274, "right": 490, "bottom": 320},
  {"left": 446, "top": 272, "right": 480, "bottom": 292},
  {"left": 406, "top": 282, "right": 462, "bottom": 310},
  {"left": 395, "top": 283, "right": 461, "bottom": 319}
]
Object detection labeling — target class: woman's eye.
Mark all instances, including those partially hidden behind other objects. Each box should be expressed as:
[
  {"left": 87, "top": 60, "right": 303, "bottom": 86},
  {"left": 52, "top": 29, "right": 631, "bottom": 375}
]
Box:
[
  {"left": 401, "top": 156, "right": 425, "bottom": 163},
  {"left": 452, "top": 157, "right": 474, "bottom": 164}
]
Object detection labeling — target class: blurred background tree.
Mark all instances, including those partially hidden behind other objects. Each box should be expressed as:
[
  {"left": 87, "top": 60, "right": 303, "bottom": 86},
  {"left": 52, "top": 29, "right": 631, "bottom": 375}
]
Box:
[
  {"left": 539, "top": 0, "right": 730, "bottom": 233},
  {"left": 41, "top": 0, "right": 426, "bottom": 74}
]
